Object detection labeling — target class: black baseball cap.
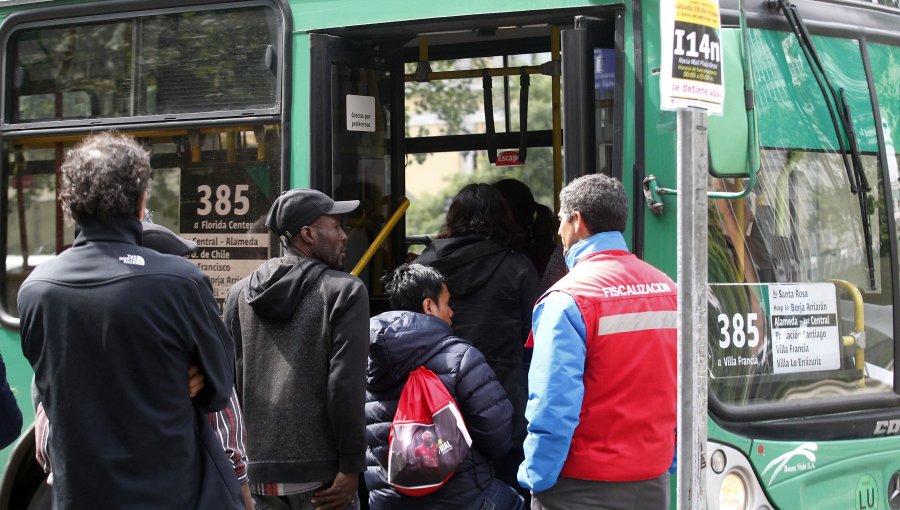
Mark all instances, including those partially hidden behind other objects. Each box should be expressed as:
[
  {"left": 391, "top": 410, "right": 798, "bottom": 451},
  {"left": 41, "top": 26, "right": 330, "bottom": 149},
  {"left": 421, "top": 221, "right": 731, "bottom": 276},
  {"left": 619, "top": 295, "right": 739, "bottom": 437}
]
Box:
[
  {"left": 265, "top": 189, "right": 359, "bottom": 244},
  {"left": 142, "top": 222, "right": 198, "bottom": 257}
]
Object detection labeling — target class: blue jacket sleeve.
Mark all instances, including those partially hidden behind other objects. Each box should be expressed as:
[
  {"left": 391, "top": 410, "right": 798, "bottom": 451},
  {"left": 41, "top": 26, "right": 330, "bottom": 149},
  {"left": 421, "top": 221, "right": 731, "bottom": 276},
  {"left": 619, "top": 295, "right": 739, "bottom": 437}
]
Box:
[
  {"left": 0, "top": 352, "right": 23, "bottom": 449},
  {"left": 517, "top": 291, "right": 586, "bottom": 493}
]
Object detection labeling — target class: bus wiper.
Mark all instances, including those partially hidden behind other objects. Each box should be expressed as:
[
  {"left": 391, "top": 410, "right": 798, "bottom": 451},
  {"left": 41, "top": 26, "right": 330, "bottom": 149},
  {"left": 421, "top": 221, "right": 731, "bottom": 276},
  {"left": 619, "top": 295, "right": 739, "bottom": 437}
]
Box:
[
  {"left": 772, "top": 1, "right": 853, "bottom": 185},
  {"left": 770, "top": 0, "right": 877, "bottom": 289},
  {"left": 839, "top": 91, "right": 877, "bottom": 289}
]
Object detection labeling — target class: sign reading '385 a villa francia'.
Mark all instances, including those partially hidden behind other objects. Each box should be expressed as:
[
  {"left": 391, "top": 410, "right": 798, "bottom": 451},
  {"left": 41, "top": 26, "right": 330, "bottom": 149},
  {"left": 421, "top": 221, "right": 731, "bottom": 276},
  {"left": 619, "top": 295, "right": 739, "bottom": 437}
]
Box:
[{"left": 709, "top": 283, "right": 841, "bottom": 378}]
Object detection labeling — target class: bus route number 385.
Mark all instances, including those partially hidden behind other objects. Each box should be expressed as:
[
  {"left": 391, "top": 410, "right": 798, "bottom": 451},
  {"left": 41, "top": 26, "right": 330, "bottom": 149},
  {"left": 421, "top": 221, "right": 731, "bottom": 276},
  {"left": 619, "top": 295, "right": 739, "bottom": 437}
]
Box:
[
  {"left": 717, "top": 312, "right": 760, "bottom": 349},
  {"left": 196, "top": 184, "right": 251, "bottom": 216}
]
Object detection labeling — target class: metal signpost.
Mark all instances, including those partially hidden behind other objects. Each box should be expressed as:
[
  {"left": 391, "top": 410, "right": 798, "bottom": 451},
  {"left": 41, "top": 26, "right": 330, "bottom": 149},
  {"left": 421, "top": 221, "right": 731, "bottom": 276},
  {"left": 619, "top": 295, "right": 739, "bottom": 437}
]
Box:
[
  {"left": 676, "top": 109, "right": 709, "bottom": 509},
  {"left": 660, "top": 0, "right": 723, "bottom": 506}
]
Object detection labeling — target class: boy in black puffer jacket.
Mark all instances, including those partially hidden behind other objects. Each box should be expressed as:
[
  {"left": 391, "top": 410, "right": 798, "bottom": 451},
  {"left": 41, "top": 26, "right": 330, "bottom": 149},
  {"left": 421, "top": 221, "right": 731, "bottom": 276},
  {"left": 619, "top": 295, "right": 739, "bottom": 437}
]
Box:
[{"left": 366, "top": 264, "right": 523, "bottom": 510}]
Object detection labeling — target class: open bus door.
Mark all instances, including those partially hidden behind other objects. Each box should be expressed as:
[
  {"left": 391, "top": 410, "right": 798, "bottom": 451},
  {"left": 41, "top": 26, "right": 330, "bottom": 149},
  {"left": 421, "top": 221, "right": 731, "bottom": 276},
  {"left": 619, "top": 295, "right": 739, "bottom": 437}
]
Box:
[
  {"left": 559, "top": 13, "right": 626, "bottom": 237},
  {"left": 562, "top": 16, "right": 605, "bottom": 185},
  {"left": 309, "top": 12, "right": 624, "bottom": 305},
  {"left": 310, "top": 33, "right": 400, "bottom": 314}
]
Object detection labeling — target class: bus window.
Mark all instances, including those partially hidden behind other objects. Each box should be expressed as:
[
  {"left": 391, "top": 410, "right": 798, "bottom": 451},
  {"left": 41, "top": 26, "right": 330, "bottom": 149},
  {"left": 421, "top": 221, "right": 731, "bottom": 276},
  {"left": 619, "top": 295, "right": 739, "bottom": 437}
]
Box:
[
  {"left": 707, "top": 30, "right": 892, "bottom": 409},
  {"left": 3, "top": 125, "right": 281, "bottom": 316},
  {"left": 868, "top": 42, "right": 900, "bottom": 283},
  {"left": 404, "top": 54, "right": 558, "bottom": 243},
  {"left": 9, "top": 5, "right": 279, "bottom": 125},
  {"left": 1, "top": 2, "right": 286, "bottom": 319}
]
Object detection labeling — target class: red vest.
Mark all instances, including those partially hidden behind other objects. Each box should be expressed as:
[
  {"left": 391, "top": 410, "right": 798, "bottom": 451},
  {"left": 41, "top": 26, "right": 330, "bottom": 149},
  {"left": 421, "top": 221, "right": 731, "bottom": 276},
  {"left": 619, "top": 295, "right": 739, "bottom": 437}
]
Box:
[{"left": 548, "top": 250, "right": 677, "bottom": 482}]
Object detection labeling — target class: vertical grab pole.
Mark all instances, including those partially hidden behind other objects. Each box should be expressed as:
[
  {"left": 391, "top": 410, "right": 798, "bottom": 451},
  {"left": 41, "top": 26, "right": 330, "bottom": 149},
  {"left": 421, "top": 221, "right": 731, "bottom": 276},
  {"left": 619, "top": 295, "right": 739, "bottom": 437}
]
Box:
[
  {"left": 551, "top": 26, "right": 562, "bottom": 210},
  {"left": 676, "top": 109, "right": 708, "bottom": 510}
]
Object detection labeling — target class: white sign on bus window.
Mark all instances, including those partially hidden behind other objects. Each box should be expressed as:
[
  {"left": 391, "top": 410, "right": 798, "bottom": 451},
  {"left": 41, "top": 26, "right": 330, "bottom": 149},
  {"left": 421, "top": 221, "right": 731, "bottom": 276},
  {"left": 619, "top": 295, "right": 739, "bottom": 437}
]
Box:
[
  {"left": 768, "top": 283, "right": 841, "bottom": 374},
  {"left": 347, "top": 95, "right": 376, "bottom": 132},
  {"left": 709, "top": 283, "right": 842, "bottom": 378}
]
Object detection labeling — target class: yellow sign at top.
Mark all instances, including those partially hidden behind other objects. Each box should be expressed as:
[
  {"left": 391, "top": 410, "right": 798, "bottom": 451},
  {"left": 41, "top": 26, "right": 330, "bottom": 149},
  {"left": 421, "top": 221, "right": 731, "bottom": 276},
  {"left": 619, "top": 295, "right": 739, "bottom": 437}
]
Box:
[{"left": 675, "top": 0, "right": 721, "bottom": 29}]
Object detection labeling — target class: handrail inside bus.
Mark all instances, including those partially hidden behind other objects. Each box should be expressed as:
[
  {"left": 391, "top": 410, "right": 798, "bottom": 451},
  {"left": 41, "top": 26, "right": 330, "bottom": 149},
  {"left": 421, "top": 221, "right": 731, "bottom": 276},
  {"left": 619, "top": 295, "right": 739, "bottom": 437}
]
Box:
[
  {"left": 350, "top": 197, "right": 410, "bottom": 277},
  {"left": 829, "top": 278, "right": 866, "bottom": 388},
  {"left": 406, "top": 34, "right": 557, "bottom": 83},
  {"left": 407, "top": 28, "right": 564, "bottom": 211}
]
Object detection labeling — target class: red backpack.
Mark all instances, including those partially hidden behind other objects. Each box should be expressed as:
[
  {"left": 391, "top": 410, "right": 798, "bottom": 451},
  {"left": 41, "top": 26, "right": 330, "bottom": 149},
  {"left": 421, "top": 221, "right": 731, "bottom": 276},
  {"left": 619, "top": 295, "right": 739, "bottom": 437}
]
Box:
[{"left": 387, "top": 366, "right": 472, "bottom": 496}]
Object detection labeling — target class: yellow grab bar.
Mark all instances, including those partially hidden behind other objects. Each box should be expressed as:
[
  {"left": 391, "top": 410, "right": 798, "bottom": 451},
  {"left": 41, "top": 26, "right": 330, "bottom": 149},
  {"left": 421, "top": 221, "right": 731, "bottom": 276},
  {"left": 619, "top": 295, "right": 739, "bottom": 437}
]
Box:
[
  {"left": 829, "top": 278, "right": 866, "bottom": 386},
  {"left": 351, "top": 197, "right": 411, "bottom": 277}
]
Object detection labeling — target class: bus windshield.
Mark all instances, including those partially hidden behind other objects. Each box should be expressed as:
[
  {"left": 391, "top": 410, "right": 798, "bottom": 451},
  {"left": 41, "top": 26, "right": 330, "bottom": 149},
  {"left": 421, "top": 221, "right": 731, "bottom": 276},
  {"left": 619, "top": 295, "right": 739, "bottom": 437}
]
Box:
[{"left": 707, "top": 27, "right": 896, "bottom": 412}]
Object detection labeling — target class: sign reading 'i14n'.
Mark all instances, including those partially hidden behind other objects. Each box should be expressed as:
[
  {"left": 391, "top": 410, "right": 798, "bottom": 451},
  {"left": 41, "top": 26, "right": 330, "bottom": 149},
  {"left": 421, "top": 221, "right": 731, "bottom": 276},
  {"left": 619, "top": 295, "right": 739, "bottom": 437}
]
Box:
[
  {"left": 709, "top": 283, "right": 842, "bottom": 378},
  {"left": 660, "top": 0, "right": 724, "bottom": 113}
]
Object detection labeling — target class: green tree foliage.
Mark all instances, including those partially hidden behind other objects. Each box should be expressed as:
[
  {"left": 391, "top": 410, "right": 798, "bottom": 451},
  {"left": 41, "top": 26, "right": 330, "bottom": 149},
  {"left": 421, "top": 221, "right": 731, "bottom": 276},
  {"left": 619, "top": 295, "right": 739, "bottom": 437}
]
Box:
[{"left": 405, "top": 54, "right": 558, "bottom": 235}]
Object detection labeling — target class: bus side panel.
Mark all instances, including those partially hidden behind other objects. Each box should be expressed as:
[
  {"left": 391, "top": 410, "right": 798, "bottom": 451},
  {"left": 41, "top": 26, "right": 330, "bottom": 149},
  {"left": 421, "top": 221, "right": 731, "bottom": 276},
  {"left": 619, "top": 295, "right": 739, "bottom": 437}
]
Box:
[
  {"left": 292, "top": 30, "right": 310, "bottom": 190},
  {"left": 639, "top": 0, "right": 678, "bottom": 278}
]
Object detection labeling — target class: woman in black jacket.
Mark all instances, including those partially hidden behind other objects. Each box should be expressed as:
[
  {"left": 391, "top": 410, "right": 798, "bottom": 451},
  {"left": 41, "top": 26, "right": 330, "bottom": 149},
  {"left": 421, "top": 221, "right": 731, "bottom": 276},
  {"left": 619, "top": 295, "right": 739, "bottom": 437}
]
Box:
[
  {"left": 416, "top": 183, "right": 541, "bottom": 494},
  {"left": 366, "top": 264, "right": 522, "bottom": 510}
]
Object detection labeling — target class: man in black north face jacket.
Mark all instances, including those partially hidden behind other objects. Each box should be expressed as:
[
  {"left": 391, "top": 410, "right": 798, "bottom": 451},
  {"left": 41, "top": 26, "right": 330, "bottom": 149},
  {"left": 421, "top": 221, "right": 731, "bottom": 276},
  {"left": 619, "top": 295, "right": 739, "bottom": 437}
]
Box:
[{"left": 18, "top": 133, "right": 242, "bottom": 510}]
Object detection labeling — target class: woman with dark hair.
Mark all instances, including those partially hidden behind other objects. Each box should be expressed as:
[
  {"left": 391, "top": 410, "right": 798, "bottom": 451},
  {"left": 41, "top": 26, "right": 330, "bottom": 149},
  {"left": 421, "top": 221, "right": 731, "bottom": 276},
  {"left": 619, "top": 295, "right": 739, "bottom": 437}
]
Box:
[
  {"left": 493, "top": 178, "right": 559, "bottom": 280},
  {"left": 417, "top": 183, "right": 541, "bottom": 499}
]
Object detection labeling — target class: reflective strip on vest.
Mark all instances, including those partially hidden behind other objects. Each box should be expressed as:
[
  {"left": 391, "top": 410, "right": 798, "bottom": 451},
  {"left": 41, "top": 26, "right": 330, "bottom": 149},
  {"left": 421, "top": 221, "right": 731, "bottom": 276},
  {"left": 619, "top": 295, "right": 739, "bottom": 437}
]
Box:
[{"left": 598, "top": 310, "right": 678, "bottom": 335}]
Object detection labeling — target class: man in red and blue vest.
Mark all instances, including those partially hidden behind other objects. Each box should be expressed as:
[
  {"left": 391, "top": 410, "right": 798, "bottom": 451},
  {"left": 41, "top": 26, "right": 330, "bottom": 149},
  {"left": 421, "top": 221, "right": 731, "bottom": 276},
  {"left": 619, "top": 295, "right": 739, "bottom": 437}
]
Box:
[{"left": 518, "top": 174, "right": 677, "bottom": 510}]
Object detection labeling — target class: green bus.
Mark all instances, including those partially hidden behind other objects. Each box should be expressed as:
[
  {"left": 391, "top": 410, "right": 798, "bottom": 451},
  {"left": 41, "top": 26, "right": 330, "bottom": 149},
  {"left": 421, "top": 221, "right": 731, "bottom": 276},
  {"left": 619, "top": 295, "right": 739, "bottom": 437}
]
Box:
[{"left": 0, "top": 0, "right": 898, "bottom": 508}]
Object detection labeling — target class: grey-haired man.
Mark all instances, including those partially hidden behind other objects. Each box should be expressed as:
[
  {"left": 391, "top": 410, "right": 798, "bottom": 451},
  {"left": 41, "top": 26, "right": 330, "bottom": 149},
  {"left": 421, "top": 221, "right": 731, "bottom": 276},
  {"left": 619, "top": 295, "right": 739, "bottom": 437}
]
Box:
[{"left": 224, "top": 189, "right": 369, "bottom": 510}]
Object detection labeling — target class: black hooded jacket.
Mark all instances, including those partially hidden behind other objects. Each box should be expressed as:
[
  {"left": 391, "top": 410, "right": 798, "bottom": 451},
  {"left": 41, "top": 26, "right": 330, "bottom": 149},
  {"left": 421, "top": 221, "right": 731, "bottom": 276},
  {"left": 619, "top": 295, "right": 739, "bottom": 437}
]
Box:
[
  {"left": 416, "top": 237, "right": 541, "bottom": 440},
  {"left": 223, "top": 254, "right": 369, "bottom": 483},
  {"left": 18, "top": 216, "right": 242, "bottom": 509},
  {"left": 366, "top": 311, "right": 513, "bottom": 510}
]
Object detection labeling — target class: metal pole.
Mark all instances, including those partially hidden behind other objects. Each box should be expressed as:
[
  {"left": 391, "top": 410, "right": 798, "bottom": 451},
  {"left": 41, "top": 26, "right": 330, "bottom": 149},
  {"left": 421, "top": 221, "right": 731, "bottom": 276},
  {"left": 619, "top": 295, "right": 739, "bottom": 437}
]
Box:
[{"left": 676, "top": 109, "right": 708, "bottom": 510}]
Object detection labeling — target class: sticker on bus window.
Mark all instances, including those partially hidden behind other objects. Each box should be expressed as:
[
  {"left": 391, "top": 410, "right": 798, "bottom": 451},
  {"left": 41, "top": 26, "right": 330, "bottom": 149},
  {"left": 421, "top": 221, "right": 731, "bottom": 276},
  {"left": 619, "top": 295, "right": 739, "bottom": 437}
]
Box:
[
  {"left": 347, "top": 95, "right": 376, "bottom": 132},
  {"left": 767, "top": 284, "right": 840, "bottom": 374},
  {"left": 709, "top": 283, "right": 842, "bottom": 378},
  {"left": 180, "top": 163, "right": 276, "bottom": 300},
  {"left": 495, "top": 150, "right": 522, "bottom": 167}
]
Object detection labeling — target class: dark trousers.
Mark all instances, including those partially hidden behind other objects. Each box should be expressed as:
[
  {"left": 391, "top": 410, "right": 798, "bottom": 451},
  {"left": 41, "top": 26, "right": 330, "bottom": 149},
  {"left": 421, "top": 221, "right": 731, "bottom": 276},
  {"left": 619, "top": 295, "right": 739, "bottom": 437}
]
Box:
[
  {"left": 463, "top": 479, "right": 525, "bottom": 510},
  {"left": 531, "top": 472, "right": 670, "bottom": 510},
  {"left": 494, "top": 446, "right": 530, "bottom": 503}
]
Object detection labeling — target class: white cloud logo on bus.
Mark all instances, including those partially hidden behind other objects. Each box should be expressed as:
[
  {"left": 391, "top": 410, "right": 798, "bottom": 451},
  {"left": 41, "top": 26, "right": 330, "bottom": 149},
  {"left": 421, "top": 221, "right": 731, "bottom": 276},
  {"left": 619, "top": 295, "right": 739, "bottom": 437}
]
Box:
[{"left": 761, "top": 443, "right": 818, "bottom": 485}]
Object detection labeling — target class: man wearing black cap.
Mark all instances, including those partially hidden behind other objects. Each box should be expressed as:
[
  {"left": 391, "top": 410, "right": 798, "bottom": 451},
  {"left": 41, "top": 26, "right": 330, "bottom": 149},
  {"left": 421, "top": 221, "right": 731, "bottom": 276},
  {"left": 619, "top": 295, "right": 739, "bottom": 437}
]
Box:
[{"left": 224, "top": 188, "right": 369, "bottom": 510}]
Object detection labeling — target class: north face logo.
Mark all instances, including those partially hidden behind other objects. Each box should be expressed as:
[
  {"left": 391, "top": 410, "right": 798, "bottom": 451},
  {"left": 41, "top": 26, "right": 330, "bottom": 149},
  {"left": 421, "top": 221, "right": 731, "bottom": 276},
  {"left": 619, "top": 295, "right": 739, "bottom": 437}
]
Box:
[{"left": 118, "top": 254, "right": 145, "bottom": 266}]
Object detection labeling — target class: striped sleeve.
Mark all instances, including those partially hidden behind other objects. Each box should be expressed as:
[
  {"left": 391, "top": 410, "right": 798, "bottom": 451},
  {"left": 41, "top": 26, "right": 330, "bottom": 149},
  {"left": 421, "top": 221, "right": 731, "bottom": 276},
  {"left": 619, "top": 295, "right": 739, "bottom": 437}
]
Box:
[
  {"left": 34, "top": 402, "right": 52, "bottom": 477},
  {"left": 208, "top": 387, "right": 249, "bottom": 482}
]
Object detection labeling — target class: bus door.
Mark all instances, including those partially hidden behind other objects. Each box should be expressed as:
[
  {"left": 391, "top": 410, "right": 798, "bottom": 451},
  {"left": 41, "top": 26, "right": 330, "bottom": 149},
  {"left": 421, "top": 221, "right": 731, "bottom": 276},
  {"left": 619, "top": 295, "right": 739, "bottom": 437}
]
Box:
[
  {"left": 310, "top": 33, "right": 396, "bottom": 307},
  {"left": 561, "top": 15, "right": 623, "bottom": 186},
  {"left": 309, "top": 10, "right": 623, "bottom": 299}
]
